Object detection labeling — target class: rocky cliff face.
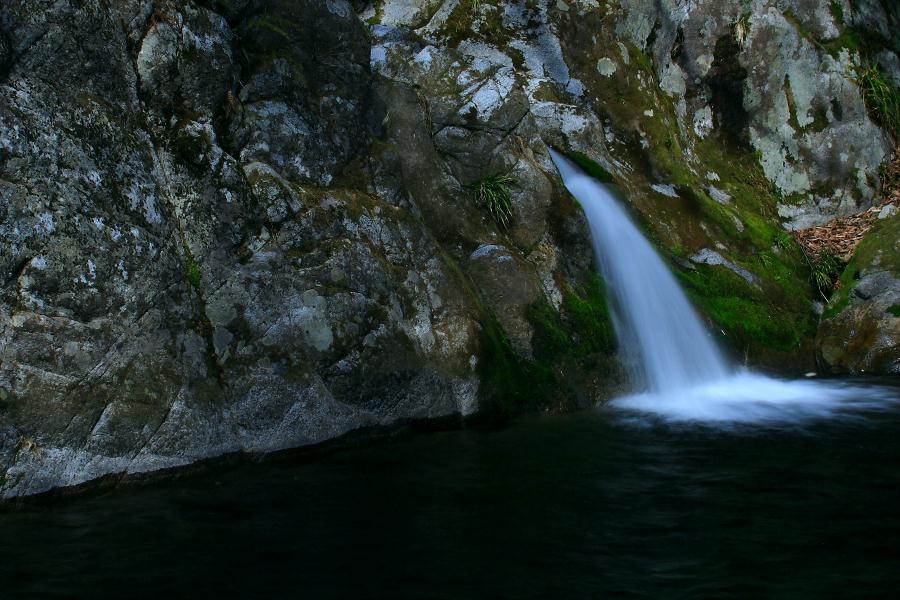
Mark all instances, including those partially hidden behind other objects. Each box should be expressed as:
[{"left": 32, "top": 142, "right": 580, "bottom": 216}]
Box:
[{"left": 0, "top": 0, "right": 897, "bottom": 498}]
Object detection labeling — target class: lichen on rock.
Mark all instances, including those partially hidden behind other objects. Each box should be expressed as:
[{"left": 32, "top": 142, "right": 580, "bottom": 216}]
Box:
[{"left": 0, "top": 0, "right": 897, "bottom": 499}]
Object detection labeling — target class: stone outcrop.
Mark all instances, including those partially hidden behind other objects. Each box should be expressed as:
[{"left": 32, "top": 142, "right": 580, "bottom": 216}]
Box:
[
  {"left": 0, "top": 0, "right": 897, "bottom": 498},
  {"left": 817, "top": 209, "right": 900, "bottom": 374}
]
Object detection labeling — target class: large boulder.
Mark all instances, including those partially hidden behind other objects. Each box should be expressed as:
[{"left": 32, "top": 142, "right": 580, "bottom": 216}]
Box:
[{"left": 817, "top": 212, "right": 900, "bottom": 374}]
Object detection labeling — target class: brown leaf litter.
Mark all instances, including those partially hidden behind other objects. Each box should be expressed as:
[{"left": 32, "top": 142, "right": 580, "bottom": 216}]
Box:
[{"left": 794, "top": 147, "right": 899, "bottom": 261}]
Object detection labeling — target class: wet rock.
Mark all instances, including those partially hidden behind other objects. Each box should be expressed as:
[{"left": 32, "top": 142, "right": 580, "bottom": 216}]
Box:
[
  {"left": 468, "top": 244, "right": 542, "bottom": 358},
  {"left": 136, "top": 4, "right": 235, "bottom": 116},
  {"left": 690, "top": 249, "right": 757, "bottom": 285},
  {"left": 136, "top": 22, "right": 180, "bottom": 105},
  {"left": 0, "top": 0, "right": 481, "bottom": 499},
  {"left": 854, "top": 272, "right": 897, "bottom": 301},
  {"left": 817, "top": 208, "right": 900, "bottom": 375},
  {"left": 0, "top": 30, "right": 12, "bottom": 76},
  {"left": 817, "top": 272, "right": 900, "bottom": 374}
]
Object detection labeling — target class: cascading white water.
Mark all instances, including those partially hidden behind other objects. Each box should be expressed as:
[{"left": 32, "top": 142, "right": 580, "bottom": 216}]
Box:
[
  {"left": 549, "top": 148, "right": 896, "bottom": 424},
  {"left": 549, "top": 149, "right": 729, "bottom": 392}
]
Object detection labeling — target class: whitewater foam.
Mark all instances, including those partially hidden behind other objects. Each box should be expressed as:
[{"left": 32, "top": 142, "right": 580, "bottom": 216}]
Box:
[
  {"left": 612, "top": 371, "right": 896, "bottom": 424},
  {"left": 549, "top": 148, "right": 898, "bottom": 425}
]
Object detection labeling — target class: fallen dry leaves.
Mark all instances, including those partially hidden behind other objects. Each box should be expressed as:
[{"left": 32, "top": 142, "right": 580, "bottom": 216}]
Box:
[{"left": 794, "top": 147, "right": 900, "bottom": 261}]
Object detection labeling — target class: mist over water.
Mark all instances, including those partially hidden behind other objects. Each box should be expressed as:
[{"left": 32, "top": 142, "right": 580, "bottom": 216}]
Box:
[
  {"left": 548, "top": 149, "right": 897, "bottom": 424},
  {"left": 613, "top": 372, "right": 896, "bottom": 424}
]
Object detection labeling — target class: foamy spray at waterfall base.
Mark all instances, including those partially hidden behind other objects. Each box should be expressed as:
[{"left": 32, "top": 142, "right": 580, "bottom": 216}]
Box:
[{"left": 548, "top": 149, "right": 897, "bottom": 424}]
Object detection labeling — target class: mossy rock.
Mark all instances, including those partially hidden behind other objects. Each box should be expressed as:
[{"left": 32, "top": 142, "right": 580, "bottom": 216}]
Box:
[{"left": 678, "top": 263, "right": 816, "bottom": 356}]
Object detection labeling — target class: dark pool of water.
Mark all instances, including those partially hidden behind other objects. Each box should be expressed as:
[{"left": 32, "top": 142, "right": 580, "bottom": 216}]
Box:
[{"left": 2, "top": 385, "right": 900, "bottom": 599}]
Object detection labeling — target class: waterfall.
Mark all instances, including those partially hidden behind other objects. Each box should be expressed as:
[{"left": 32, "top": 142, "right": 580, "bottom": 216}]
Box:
[
  {"left": 548, "top": 148, "right": 896, "bottom": 424},
  {"left": 549, "top": 149, "right": 730, "bottom": 392}
]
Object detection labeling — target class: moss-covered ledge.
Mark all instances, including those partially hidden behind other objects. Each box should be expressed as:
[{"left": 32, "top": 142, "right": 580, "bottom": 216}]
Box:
[{"left": 817, "top": 212, "right": 900, "bottom": 374}]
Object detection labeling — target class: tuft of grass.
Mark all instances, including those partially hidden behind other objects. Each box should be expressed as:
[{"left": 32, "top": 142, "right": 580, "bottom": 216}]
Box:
[
  {"left": 774, "top": 230, "right": 794, "bottom": 252},
  {"left": 855, "top": 62, "right": 900, "bottom": 137},
  {"left": 469, "top": 174, "right": 515, "bottom": 229},
  {"left": 810, "top": 251, "right": 842, "bottom": 299}
]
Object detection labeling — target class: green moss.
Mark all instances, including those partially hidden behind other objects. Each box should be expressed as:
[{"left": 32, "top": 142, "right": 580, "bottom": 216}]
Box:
[
  {"left": 678, "top": 265, "right": 815, "bottom": 352},
  {"left": 443, "top": 1, "right": 514, "bottom": 49},
  {"left": 707, "top": 296, "right": 807, "bottom": 350},
  {"left": 822, "top": 26, "right": 889, "bottom": 59},
  {"left": 568, "top": 152, "right": 615, "bottom": 183},
  {"left": 479, "top": 314, "right": 556, "bottom": 416},
  {"left": 562, "top": 274, "right": 616, "bottom": 355},
  {"left": 822, "top": 256, "right": 859, "bottom": 319},
  {"left": 621, "top": 102, "right": 816, "bottom": 354},
  {"left": 822, "top": 214, "right": 900, "bottom": 321},
  {"left": 528, "top": 302, "right": 571, "bottom": 360},
  {"left": 184, "top": 251, "right": 202, "bottom": 290},
  {"left": 854, "top": 211, "right": 900, "bottom": 274},
  {"left": 179, "top": 246, "right": 222, "bottom": 377},
  {"left": 831, "top": 0, "right": 845, "bottom": 25},
  {"left": 529, "top": 272, "right": 616, "bottom": 364},
  {"left": 432, "top": 247, "right": 562, "bottom": 417},
  {"left": 537, "top": 8, "right": 819, "bottom": 359},
  {"left": 888, "top": 303, "right": 900, "bottom": 317},
  {"left": 630, "top": 45, "right": 655, "bottom": 73}
]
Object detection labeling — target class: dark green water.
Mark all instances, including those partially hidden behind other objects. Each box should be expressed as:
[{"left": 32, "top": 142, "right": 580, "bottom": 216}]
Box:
[{"left": 2, "top": 390, "right": 900, "bottom": 599}]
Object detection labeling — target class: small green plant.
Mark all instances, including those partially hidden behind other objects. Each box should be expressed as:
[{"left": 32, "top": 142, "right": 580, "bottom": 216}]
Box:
[
  {"left": 889, "top": 303, "right": 900, "bottom": 318},
  {"left": 185, "top": 252, "right": 202, "bottom": 290},
  {"left": 758, "top": 251, "right": 775, "bottom": 269},
  {"left": 856, "top": 62, "right": 900, "bottom": 137},
  {"left": 810, "top": 251, "right": 842, "bottom": 299},
  {"left": 734, "top": 13, "right": 751, "bottom": 47},
  {"left": 774, "top": 230, "right": 794, "bottom": 252},
  {"left": 469, "top": 174, "right": 515, "bottom": 229},
  {"left": 830, "top": 0, "right": 844, "bottom": 25}
]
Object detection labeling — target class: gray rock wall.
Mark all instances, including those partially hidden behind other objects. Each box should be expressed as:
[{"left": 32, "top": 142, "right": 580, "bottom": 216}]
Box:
[
  {"left": 0, "top": 0, "right": 897, "bottom": 498},
  {"left": 0, "top": 0, "right": 485, "bottom": 498}
]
